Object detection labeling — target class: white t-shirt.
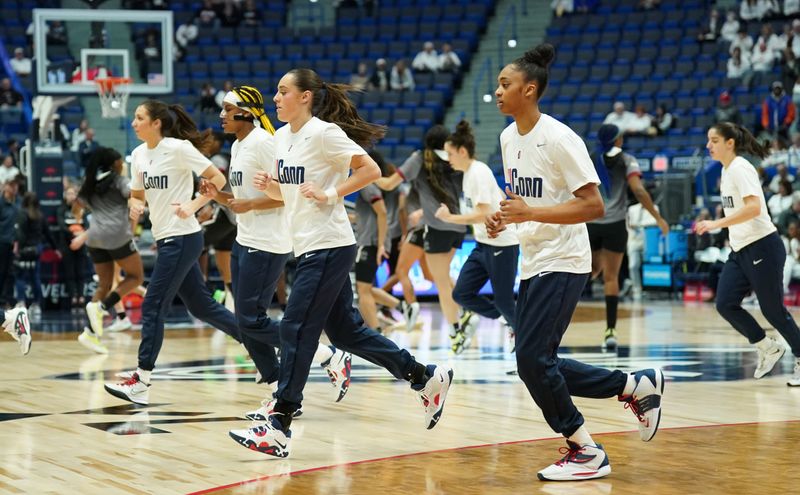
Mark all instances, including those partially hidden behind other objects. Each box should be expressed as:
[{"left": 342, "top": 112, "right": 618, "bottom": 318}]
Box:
[
  {"left": 273, "top": 117, "right": 364, "bottom": 256},
  {"left": 461, "top": 159, "right": 517, "bottom": 246},
  {"left": 500, "top": 114, "right": 600, "bottom": 279},
  {"left": 720, "top": 156, "right": 776, "bottom": 251},
  {"left": 230, "top": 127, "right": 292, "bottom": 254},
  {"left": 130, "top": 137, "right": 211, "bottom": 241}
]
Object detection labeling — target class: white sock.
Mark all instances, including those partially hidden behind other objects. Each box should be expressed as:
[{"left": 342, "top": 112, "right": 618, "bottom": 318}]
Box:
[
  {"left": 313, "top": 344, "right": 334, "bottom": 365},
  {"left": 755, "top": 336, "right": 774, "bottom": 352},
  {"left": 568, "top": 425, "right": 595, "bottom": 447},
  {"left": 136, "top": 368, "right": 151, "bottom": 384},
  {"left": 621, "top": 373, "right": 637, "bottom": 396}
]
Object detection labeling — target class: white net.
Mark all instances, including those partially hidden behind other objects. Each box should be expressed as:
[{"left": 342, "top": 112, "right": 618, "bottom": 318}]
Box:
[{"left": 95, "top": 77, "right": 132, "bottom": 119}]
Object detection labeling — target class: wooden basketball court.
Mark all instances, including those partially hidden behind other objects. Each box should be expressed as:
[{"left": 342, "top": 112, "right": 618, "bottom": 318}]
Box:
[{"left": 2, "top": 300, "right": 800, "bottom": 494}]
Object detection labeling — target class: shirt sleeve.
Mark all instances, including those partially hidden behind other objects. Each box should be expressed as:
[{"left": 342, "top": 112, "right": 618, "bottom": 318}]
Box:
[
  {"left": 554, "top": 132, "right": 601, "bottom": 193},
  {"left": 179, "top": 139, "right": 213, "bottom": 175},
  {"left": 732, "top": 161, "right": 763, "bottom": 199},
  {"left": 255, "top": 133, "right": 276, "bottom": 171},
  {"left": 624, "top": 153, "right": 642, "bottom": 178},
  {"left": 398, "top": 151, "right": 423, "bottom": 181},
  {"left": 470, "top": 164, "right": 500, "bottom": 207},
  {"left": 322, "top": 125, "right": 366, "bottom": 169},
  {"left": 130, "top": 156, "right": 143, "bottom": 190},
  {"left": 117, "top": 175, "right": 131, "bottom": 197},
  {"left": 360, "top": 184, "right": 383, "bottom": 204}
]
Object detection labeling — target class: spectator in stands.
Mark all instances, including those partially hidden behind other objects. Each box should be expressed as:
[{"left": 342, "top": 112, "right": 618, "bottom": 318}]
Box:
[
  {"left": 714, "top": 90, "right": 743, "bottom": 125},
  {"left": 349, "top": 62, "right": 370, "bottom": 91},
  {"left": 777, "top": 197, "right": 800, "bottom": 235},
  {"left": 730, "top": 28, "right": 754, "bottom": 56},
  {"left": 627, "top": 104, "right": 652, "bottom": 136},
  {"left": 175, "top": 17, "right": 199, "bottom": 49},
  {"left": 9, "top": 48, "right": 31, "bottom": 78},
  {"left": 721, "top": 10, "right": 741, "bottom": 43},
  {"left": 70, "top": 119, "right": 89, "bottom": 153},
  {"left": 14, "top": 191, "right": 57, "bottom": 319},
  {"left": 0, "top": 79, "right": 22, "bottom": 110},
  {"left": 637, "top": 0, "right": 660, "bottom": 10},
  {"left": 762, "top": 80, "right": 796, "bottom": 140},
  {"left": 6, "top": 140, "right": 19, "bottom": 168},
  {"left": 740, "top": 0, "right": 765, "bottom": 21},
  {"left": 198, "top": 82, "right": 217, "bottom": 113},
  {"left": 78, "top": 129, "right": 99, "bottom": 171},
  {"left": 697, "top": 8, "right": 722, "bottom": 43},
  {"left": 57, "top": 185, "right": 89, "bottom": 308},
  {"left": 768, "top": 162, "right": 795, "bottom": 193},
  {"left": 762, "top": 139, "right": 791, "bottom": 170},
  {"left": 550, "top": 0, "right": 574, "bottom": 17},
  {"left": 241, "top": 0, "right": 262, "bottom": 27},
  {"left": 788, "top": 134, "right": 800, "bottom": 166},
  {"left": 137, "top": 33, "right": 162, "bottom": 80},
  {"left": 783, "top": 220, "right": 800, "bottom": 292},
  {"left": 0, "top": 156, "right": 19, "bottom": 185},
  {"left": 787, "top": 0, "right": 800, "bottom": 17},
  {"left": 769, "top": 179, "right": 794, "bottom": 221},
  {"left": 215, "top": 80, "right": 233, "bottom": 109},
  {"left": 218, "top": 0, "right": 242, "bottom": 28},
  {"left": 649, "top": 104, "right": 674, "bottom": 136},
  {"left": 47, "top": 20, "right": 68, "bottom": 45},
  {"left": 0, "top": 179, "right": 18, "bottom": 309},
  {"left": 412, "top": 41, "right": 439, "bottom": 73},
  {"left": 390, "top": 60, "right": 415, "bottom": 91},
  {"left": 751, "top": 39, "right": 775, "bottom": 76},
  {"left": 756, "top": 23, "right": 783, "bottom": 63},
  {"left": 196, "top": 0, "right": 220, "bottom": 29},
  {"left": 438, "top": 43, "right": 462, "bottom": 74},
  {"left": 727, "top": 47, "right": 753, "bottom": 87},
  {"left": 603, "top": 101, "right": 634, "bottom": 132},
  {"left": 370, "top": 58, "right": 390, "bottom": 91}
]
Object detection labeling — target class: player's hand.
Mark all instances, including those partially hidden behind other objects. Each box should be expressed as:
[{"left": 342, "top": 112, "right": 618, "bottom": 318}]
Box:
[
  {"left": 228, "top": 198, "right": 252, "bottom": 214},
  {"left": 198, "top": 178, "right": 219, "bottom": 199},
  {"left": 500, "top": 187, "right": 532, "bottom": 224},
  {"left": 69, "top": 232, "right": 87, "bottom": 251},
  {"left": 173, "top": 202, "right": 194, "bottom": 219},
  {"left": 299, "top": 182, "right": 327, "bottom": 205},
  {"left": 129, "top": 199, "right": 145, "bottom": 220},
  {"left": 377, "top": 245, "right": 388, "bottom": 265},
  {"left": 485, "top": 211, "right": 506, "bottom": 238},
  {"left": 656, "top": 217, "right": 670, "bottom": 236},
  {"left": 694, "top": 219, "right": 718, "bottom": 235},
  {"left": 253, "top": 171, "right": 273, "bottom": 191},
  {"left": 434, "top": 203, "right": 451, "bottom": 221}
]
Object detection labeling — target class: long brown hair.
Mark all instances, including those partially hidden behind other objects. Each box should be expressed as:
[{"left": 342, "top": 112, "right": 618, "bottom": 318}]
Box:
[
  {"left": 447, "top": 120, "right": 476, "bottom": 158},
  {"left": 286, "top": 68, "right": 385, "bottom": 147},
  {"left": 422, "top": 125, "right": 458, "bottom": 211},
  {"left": 711, "top": 122, "right": 771, "bottom": 159},
  {"left": 21, "top": 191, "right": 42, "bottom": 221},
  {"left": 140, "top": 99, "right": 215, "bottom": 155}
]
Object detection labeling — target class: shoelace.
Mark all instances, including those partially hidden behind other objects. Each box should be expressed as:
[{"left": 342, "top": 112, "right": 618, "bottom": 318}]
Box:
[
  {"left": 120, "top": 374, "right": 140, "bottom": 386},
  {"left": 623, "top": 399, "right": 644, "bottom": 421},
  {"left": 554, "top": 445, "right": 582, "bottom": 466}
]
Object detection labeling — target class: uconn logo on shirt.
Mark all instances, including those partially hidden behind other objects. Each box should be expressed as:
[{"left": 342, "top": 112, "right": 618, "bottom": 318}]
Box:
[
  {"left": 142, "top": 172, "right": 169, "bottom": 190},
  {"left": 229, "top": 171, "right": 244, "bottom": 187},
  {"left": 507, "top": 169, "right": 543, "bottom": 198},
  {"left": 722, "top": 196, "right": 734, "bottom": 208},
  {"left": 277, "top": 159, "right": 305, "bottom": 185}
]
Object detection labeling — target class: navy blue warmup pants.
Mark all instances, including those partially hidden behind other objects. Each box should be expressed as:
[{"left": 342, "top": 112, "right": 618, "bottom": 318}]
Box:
[
  {"left": 716, "top": 232, "right": 800, "bottom": 357},
  {"left": 275, "top": 244, "right": 416, "bottom": 414},
  {"left": 516, "top": 272, "right": 627, "bottom": 437},
  {"left": 137, "top": 232, "right": 241, "bottom": 371},
  {"left": 230, "top": 241, "right": 289, "bottom": 384},
  {"left": 453, "top": 242, "right": 518, "bottom": 328}
]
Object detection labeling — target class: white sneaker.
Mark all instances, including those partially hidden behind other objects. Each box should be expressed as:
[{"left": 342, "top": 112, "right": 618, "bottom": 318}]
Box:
[
  {"left": 78, "top": 327, "right": 108, "bottom": 354},
  {"left": 229, "top": 415, "right": 291, "bottom": 457},
  {"left": 403, "top": 301, "right": 420, "bottom": 332},
  {"left": 788, "top": 358, "right": 800, "bottom": 387},
  {"left": 85, "top": 301, "right": 107, "bottom": 337},
  {"left": 115, "top": 370, "right": 136, "bottom": 380},
  {"left": 244, "top": 397, "right": 303, "bottom": 421},
  {"left": 28, "top": 303, "right": 41, "bottom": 320},
  {"left": 321, "top": 347, "right": 352, "bottom": 402},
  {"left": 537, "top": 441, "right": 611, "bottom": 481},
  {"left": 755, "top": 338, "right": 785, "bottom": 379},
  {"left": 619, "top": 368, "right": 664, "bottom": 442},
  {"left": 3, "top": 307, "right": 31, "bottom": 355},
  {"left": 459, "top": 311, "right": 480, "bottom": 350},
  {"left": 106, "top": 316, "right": 132, "bottom": 333},
  {"left": 412, "top": 364, "right": 453, "bottom": 430},
  {"left": 104, "top": 372, "right": 150, "bottom": 405}
]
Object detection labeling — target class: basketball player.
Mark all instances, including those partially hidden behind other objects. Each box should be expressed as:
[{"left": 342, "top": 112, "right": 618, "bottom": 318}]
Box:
[
  {"left": 72, "top": 147, "right": 144, "bottom": 354},
  {"left": 103, "top": 101, "right": 255, "bottom": 405},
  {"left": 696, "top": 122, "right": 800, "bottom": 386},
  {"left": 228, "top": 69, "right": 453, "bottom": 458},
  {"left": 588, "top": 124, "right": 669, "bottom": 350},
  {"left": 2, "top": 307, "right": 31, "bottom": 355},
  {"left": 201, "top": 85, "right": 352, "bottom": 418},
  {"left": 435, "top": 120, "right": 519, "bottom": 354},
  {"left": 487, "top": 43, "right": 664, "bottom": 481}
]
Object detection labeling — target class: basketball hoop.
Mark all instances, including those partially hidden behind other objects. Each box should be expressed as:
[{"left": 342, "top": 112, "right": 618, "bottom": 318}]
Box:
[{"left": 95, "top": 77, "right": 132, "bottom": 119}]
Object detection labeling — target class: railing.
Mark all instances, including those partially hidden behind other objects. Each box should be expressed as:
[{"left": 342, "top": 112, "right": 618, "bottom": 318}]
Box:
[
  {"left": 472, "top": 57, "right": 493, "bottom": 124},
  {"left": 497, "top": 4, "right": 518, "bottom": 70}
]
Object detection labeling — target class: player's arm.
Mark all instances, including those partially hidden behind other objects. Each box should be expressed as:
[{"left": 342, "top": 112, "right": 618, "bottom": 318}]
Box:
[
  {"left": 500, "top": 182, "right": 605, "bottom": 225},
  {"left": 696, "top": 195, "right": 760, "bottom": 234},
  {"left": 436, "top": 202, "right": 491, "bottom": 225},
  {"left": 375, "top": 172, "right": 403, "bottom": 191},
  {"left": 180, "top": 164, "right": 223, "bottom": 215},
  {"left": 129, "top": 188, "right": 146, "bottom": 221},
  {"left": 299, "top": 153, "right": 381, "bottom": 204},
  {"left": 627, "top": 174, "right": 669, "bottom": 235},
  {"left": 373, "top": 198, "right": 388, "bottom": 263}
]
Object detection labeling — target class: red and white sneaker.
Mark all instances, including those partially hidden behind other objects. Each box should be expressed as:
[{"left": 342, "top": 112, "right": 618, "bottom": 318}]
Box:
[
  {"left": 244, "top": 397, "right": 303, "bottom": 421},
  {"left": 3, "top": 307, "right": 31, "bottom": 355},
  {"left": 412, "top": 364, "right": 453, "bottom": 429},
  {"left": 229, "top": 415, "right": 291, "bottom": 458},
  {"left": 322, "top": 347, "right": 351, "bottom": 402},
  {"left": 619, "top": 368, "right": 664, "bottom": 441},
  {"left": 104, "top": 372, "right": 150, "bottom": 405},
  {"left": 537, "top": 441, "right": 611, "bottom": 481}
]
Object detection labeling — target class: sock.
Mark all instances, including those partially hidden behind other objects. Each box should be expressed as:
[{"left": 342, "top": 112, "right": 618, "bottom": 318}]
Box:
[
  {"left": 621, "top": 373, "right": 637, "bottom": 396},
  {"left": 271, "top": 403, "right": 294, "bottom": 431},
  {"left": 117, "top": 311, "right": 127, "bottom": 321},
  {"left": 406, "top": 361, "right": 428, "bottom": 385},
  {"left": 225, "top": 283, "right": 233, "bottom": 293},
  {"left": 568, "top": 425, "right": 595, "bottom": 447},
  {"left": 314, "top": 344, "right": 335, "bottom": 365},
  {"left": 755, "top": 336, "right": 774, "bottom": 351},
  {"left": 605, "top": 295, "right": 618, "bottom": 329},
  {"left": 101, "top": 291, "right": 121, "bottom": 311},
  {"left": 136, "top": 368, "right": 151, "bottom": 384}
]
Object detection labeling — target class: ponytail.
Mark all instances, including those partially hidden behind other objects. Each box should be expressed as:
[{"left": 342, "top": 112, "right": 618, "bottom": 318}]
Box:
[
  {"left": 140, "top": 100, "right": 215, "bottom": 155},
  {"left": 79, "top": 147, "right": 122, "bottom": 206},
  {"left": 422, "top": 125, "right": 457, "bottom": 211},
  {"left": 711, "top": 122, "right": 771, "bottom": 159}
]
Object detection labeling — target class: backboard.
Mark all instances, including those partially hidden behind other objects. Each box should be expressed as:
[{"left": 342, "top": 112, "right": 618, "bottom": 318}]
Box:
[{"left": 33, "top": 8, "right": 173, "bottom": 95}]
